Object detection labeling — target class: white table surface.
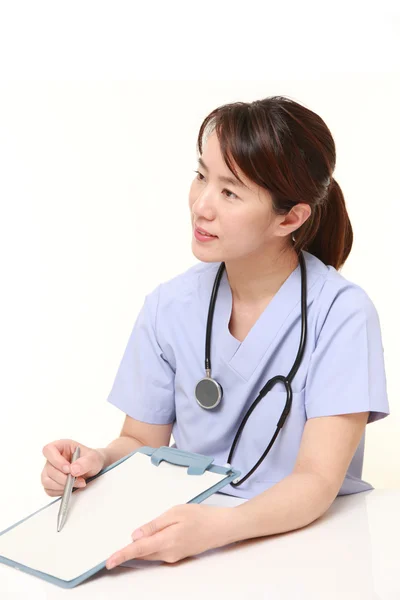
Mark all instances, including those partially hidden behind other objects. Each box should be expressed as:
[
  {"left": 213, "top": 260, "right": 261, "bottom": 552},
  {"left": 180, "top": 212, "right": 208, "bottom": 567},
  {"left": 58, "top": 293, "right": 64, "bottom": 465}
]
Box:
[{"left": 1, "top": 489, "right": 399, "bottom": 600}]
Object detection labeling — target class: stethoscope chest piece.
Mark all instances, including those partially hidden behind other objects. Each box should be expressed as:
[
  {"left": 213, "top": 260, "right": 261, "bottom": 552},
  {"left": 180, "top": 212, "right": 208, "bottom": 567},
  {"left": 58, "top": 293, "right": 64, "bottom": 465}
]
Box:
[{"left": 195, "top": 377, "right": 223, "bottom": 410}]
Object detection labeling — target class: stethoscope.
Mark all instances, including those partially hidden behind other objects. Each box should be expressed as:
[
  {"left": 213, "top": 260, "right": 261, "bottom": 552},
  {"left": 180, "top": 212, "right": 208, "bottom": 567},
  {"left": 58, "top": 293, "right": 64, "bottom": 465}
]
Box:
[{"left": 194, "top": 249, "right": 307, "bottom": 487}]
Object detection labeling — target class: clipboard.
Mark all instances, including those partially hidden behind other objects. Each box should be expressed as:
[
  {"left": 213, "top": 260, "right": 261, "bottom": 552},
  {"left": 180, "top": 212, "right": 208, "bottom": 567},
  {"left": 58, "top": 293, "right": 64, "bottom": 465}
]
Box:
[{"left": 0, "top": 446, "right": 240, "bottom": 589}]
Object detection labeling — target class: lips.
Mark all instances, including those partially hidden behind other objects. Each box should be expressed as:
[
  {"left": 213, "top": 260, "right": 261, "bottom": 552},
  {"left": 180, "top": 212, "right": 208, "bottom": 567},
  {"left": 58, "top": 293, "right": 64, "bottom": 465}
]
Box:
[{"left": 195, "top": 226, "right": 217, "bottom": 237}]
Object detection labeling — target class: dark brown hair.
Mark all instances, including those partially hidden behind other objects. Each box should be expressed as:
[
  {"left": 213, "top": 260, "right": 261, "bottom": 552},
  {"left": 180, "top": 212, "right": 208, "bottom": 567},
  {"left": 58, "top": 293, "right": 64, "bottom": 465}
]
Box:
[{"left": 196, "top": 96, "right": 353, "bottom": 270}]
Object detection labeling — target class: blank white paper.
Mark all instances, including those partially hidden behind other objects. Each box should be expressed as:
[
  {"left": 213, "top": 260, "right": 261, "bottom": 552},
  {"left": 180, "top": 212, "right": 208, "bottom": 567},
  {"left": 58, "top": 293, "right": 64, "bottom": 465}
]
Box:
[{"left": 0, "top": 453, "right": 227, "bottom": 582}]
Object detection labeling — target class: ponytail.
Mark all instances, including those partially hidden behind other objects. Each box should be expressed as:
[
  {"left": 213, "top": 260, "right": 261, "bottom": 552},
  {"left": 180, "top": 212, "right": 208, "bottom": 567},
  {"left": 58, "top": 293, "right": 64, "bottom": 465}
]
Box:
[{"left": 293, "top": 179, "right": 353, "bottom": 270}]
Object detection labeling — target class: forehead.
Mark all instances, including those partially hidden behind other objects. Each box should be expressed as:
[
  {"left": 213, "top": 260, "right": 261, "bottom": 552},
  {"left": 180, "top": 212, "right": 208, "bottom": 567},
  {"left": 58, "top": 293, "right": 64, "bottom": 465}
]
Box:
[{"left": 200, "top": 133, "right": 254, "bottom": 191}]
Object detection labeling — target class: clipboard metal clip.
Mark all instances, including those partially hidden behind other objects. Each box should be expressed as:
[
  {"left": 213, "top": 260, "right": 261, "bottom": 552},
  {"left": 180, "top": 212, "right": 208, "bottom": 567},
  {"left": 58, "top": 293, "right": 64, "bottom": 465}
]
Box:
[{"left": 144, "top": 446, "right": 215, "bottom": 475}]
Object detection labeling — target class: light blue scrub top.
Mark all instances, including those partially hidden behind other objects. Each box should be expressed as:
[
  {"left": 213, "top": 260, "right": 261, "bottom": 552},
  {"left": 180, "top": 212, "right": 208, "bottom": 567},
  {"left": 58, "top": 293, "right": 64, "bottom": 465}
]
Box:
[{"left": 106, "top": 251, "right": 390, "bottom": 500}]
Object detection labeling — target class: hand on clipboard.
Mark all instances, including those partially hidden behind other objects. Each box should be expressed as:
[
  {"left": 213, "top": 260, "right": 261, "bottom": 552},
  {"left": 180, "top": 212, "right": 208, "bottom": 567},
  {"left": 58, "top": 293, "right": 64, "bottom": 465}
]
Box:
[{"left": 105, "top": 502, "right": 235, "bottom": 569}]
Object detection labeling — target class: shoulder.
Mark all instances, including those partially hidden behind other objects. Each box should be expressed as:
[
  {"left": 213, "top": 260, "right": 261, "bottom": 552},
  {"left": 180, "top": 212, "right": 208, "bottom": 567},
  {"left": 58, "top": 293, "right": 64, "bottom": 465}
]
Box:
[
  {"left": 306, "top": 253, "right": 380, "bottom": 339},
  {"left": 143, "top": 260, "right": 220, "bottom": 313}
]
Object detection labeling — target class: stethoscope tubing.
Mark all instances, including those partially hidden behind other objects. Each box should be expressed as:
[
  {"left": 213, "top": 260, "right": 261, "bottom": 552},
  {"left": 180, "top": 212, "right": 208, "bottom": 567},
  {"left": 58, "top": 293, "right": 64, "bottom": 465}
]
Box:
[{"left": 195, "top": 250, "right": 308, "bottom": 487}]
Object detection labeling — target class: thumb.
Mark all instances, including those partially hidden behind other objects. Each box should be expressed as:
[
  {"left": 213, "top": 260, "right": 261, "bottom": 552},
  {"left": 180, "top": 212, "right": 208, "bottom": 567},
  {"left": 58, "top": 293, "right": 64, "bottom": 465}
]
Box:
[
  {"left": 70, "top": 451, "right": 103, "bottom": 478},
  {"left": 131, "top": 508, "right": 180, "bottom": 540}
]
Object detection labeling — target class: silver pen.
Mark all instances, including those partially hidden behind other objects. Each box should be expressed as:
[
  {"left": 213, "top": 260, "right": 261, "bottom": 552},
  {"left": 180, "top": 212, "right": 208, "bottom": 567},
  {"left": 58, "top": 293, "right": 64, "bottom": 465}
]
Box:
[{"left": 57, "top": 446, "right": 80, "bottom": 532}]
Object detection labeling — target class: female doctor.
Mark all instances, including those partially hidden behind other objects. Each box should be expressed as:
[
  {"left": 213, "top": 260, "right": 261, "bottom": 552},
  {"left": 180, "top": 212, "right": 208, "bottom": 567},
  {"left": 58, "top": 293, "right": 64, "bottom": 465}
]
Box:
[{"left": 40, "top": 95, "right": 389, "bottom": 569}]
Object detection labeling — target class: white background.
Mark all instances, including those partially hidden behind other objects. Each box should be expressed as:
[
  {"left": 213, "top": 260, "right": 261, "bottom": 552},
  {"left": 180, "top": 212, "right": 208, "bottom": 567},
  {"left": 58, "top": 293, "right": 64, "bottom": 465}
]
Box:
[{"left": 0, "top": 1, "right": 399, "bottom": 533}]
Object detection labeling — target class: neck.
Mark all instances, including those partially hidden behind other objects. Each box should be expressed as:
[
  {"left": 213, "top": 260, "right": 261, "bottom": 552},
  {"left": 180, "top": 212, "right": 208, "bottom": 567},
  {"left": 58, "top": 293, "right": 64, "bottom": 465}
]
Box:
[{"left": 224, "top": 244, "right": 299, "bottom": 304}]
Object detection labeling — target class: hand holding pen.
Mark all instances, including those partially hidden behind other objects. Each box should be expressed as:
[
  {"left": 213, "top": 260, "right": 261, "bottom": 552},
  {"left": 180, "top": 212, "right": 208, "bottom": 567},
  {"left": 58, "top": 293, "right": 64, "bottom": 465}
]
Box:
[{"left": 40, "top": 440, "right": 107, "bottom": 529}]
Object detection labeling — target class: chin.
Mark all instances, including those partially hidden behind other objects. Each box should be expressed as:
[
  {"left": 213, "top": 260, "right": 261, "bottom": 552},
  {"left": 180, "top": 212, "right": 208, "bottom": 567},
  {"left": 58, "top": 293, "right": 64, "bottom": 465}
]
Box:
[{"left": 191, "top": 241, "right": 223, "bottom": 263}]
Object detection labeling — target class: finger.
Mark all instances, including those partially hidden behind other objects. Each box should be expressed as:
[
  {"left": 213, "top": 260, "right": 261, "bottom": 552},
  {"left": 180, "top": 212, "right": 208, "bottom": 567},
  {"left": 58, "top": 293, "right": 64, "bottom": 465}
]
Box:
[
  {"left": 41, "top": 465, "right": 86, "bottom": 491},
  {"left": 131, "top": 507, "right": 181, "bottom": 541},
  {"left": 42, "top": 471, "right": 87, "bottom": 491},
  {"left": 133, "top": 552, "right": 183, "bottom": 564},
  {"left": 42, "top": 461, "right": 87, "bottom": 487},
  {"left": 42, "top": 478, "right": 62, "bottom": 493},
  {"left": 72, "top": 477, "right": 87, "bottom": 488},
  {"left": 41, "top": 464, "right": 66, "bottom": 488},
  {"left": 70, "top": 449, "right": 105, "bottom": 478},
  {"left": 44, "top": 487, "right": 63, "bottom": 497},
  {"left": 42, "top": 442, "right": 74, "bottom": 473},
  {"left": 71, "top": 454, "right": 94, "bottom": 477},
  {"left": 43, "top": 462, "right": 67, "bottom": 486},
  {"left": 131, "top": 553, "right": 164, "bottom": 562},
  {"left": 106, "top": 531, "right": 170, "bottom": 569},
  {"left": 49, "top": 474, "right": 87, "bottom": 489},
  {"left": 42, "top": 473, "right": 64, "bottom": 495}
]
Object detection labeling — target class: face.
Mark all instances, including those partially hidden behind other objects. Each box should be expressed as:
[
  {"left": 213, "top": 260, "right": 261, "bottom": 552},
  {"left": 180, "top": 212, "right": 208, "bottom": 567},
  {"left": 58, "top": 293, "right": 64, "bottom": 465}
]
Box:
[{"left": 189, "top": 131, "right": 287, "bottom": 264}]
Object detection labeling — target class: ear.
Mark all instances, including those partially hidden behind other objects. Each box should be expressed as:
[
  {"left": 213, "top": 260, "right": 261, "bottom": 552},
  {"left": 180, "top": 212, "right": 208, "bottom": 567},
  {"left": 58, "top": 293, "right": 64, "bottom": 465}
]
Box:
[{"left": 277, "top": 203, "right": 311, "bottom": 237}]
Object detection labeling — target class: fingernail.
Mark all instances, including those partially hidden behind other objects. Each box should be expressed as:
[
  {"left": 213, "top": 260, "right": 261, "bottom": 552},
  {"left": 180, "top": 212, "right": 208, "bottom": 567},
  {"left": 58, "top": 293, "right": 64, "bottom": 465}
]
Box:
[
  {"left": 71, "top": 467, "right": 81, "bottom": 476},
  {"left": 132, "top": 528, "right": 144, "bottom": 541},
  {"left": 62, "top": 465, "right": 69, "bottom": 473},
  {"left": 107, "top": 559, "right": 116, "bottom": 569}
]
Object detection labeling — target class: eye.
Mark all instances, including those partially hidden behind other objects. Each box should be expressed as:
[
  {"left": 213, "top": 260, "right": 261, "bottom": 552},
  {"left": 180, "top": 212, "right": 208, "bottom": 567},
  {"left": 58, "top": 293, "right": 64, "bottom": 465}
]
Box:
[
  {"left": 193, "top": 171, "right": 239, "bottom": 200},
  {"left": 222, "top": 188, "right": 238, "bottom": 200},
  {"left": 193, "top": 170, "right": 205, "bottom": 181}
]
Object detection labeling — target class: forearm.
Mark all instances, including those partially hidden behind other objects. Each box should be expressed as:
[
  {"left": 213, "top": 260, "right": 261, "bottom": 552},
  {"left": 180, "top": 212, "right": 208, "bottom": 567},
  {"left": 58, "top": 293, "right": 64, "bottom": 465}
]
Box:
[
  {"left": 96, "top": 435, "right": 144, "bottom": 468},
  {"left": 228, "top": 471, "right": 336, "bottom": 543}
]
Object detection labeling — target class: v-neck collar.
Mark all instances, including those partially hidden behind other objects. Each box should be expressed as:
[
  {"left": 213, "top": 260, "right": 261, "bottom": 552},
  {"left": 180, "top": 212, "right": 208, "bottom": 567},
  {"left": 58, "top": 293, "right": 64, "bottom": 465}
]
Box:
[{"left": 208, "top": 251, "right": 325, "bottom": 381}]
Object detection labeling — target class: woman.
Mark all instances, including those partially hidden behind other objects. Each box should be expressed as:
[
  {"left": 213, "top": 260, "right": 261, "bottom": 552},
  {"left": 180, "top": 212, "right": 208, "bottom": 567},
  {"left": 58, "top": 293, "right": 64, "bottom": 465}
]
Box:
[{"left": 41, "top": 95, "right": 389, "bottom": 568}]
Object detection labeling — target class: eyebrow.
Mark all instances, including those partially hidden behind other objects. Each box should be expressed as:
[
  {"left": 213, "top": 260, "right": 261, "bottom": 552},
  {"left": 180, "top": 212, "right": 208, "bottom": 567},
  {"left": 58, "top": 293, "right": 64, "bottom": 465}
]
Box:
[{"left": 197, "top": 157, "right": 247, "bottom": 189}]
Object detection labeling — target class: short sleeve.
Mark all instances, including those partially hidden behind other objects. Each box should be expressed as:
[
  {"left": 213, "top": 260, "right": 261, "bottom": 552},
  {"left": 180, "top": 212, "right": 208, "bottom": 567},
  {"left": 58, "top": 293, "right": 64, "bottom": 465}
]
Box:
[
  {"left": 305, "top": 286, "right": 389, "bottom": 424},
  {"left": 106, "top": 286, "right": 176, "bottom": 424}
]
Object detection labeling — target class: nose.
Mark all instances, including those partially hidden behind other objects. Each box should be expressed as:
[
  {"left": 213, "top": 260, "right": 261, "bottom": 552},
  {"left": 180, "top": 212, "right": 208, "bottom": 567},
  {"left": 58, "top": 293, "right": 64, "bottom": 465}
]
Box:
[{"left": 191, "top": 186, "right": 217, "bottom": 221}]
